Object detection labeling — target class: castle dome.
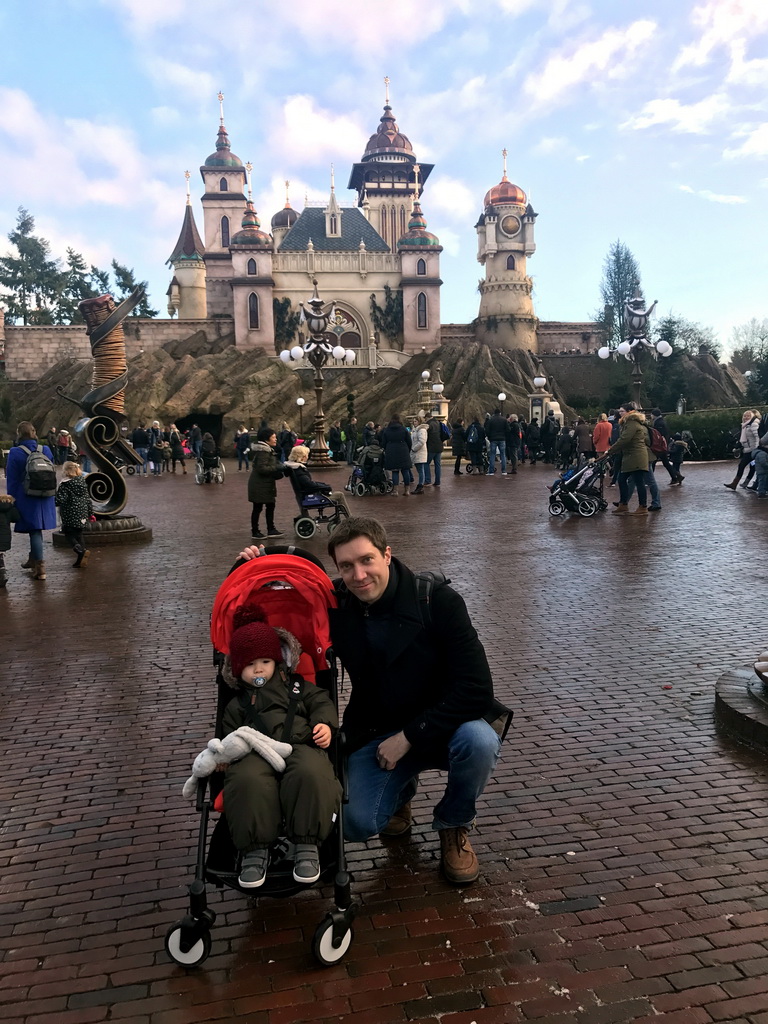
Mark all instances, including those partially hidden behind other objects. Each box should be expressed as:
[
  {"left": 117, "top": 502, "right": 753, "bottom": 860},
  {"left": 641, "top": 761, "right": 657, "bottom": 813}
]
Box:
[
  {"left": 483, "top": 175, "right": 526, "bottom": 208},
  {"left": 363, "top": 105, "right": 414, "bottom": 161},
  {"left": 230, "top": 202, "right": 271, "bottom": 247},
  {"left": 398, "top": 200, "right": 441, "bottom": 248},
  {"left": 271, "top": 202, "right": 299, "bottom": 229},
  {"left": 204, "top": 125, "right": 243, "bottom": 168}
]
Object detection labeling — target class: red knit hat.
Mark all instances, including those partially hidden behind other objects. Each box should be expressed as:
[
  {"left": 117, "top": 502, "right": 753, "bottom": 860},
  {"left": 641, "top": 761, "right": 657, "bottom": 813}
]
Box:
[{"left": 229, "top": 605, "right": 283, "bottom": 678}]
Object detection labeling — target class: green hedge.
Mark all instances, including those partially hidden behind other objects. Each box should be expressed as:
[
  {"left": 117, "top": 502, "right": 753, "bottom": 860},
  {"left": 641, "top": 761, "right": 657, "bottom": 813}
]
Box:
[{"left": 666, "top": 409, "right": 754, "bottom": 461}]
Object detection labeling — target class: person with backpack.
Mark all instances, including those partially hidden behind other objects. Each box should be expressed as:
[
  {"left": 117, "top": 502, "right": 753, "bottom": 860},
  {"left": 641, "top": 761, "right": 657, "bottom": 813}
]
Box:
[
  {"left": 464, "top": 416, "right": 486, "bottom": 471},
  {"left": 525, "top": 419, "right": 541, "bottom": 465},
  {"left": 506, "top": 415, "right": 521, "bottom": 474},
  {"left": 239, "top": 516, "right": 509, "bottom": 885},
  {"left": 485, "top": 409, "right": 508, "bottom": 476},
  {"left": 425, "top": 415, "right": 445, "bottom": 486},
  {"left": 650, "top": 409, "right": 679, "bottom": 482},
  {"left": 5, "top": 422, "right": 58, "bottom": 580}
]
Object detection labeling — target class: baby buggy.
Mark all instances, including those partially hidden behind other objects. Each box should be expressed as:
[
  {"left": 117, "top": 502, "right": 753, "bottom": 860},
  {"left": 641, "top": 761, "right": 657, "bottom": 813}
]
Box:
[
  {"left": 286, "top": 465, "right": 350, "bottom": 539},
  {"left": 548, "top": 459, "right": 607, "bottom": 518},
  {"left": 347, "top": 443, "right": 393, "bottom": 495},
  {"left": 165, "top": 548, "right": 357, "bottom": 968},
  {"left": 195, "top": 452, "right": 225, "bottom": 485},
  {"left": 464, "top": 446, "right": 490, "bottom": 474}
]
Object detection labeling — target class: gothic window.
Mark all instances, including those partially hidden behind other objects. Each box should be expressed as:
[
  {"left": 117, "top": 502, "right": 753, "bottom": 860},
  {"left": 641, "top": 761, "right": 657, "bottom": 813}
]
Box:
[
  {"left": 248, "top": 293, "right": 259, "bottom": 329},
  {"left": 417, "top": 292, "right": 427, "bottom": 329},
  {"left": 506, "top": 254, "right": 516, "bottom": 270},
  {"left": 329, "top": 214, "right": 338, "bottom": 234},
  {"left": 400, "top": 206, "right": 406, "bottom": 238},
  {"left": 390, "top": 206, "right": 397, "bottom": 246},
  {"left": 220, "top": 177, "right": 228, "bottom": 191},
  {"left": 417, "top": 258, "right": 426, "bottom": 276},
  {"left": 221, "top": 216, "right": 230, "bottom": 248},
  {"left": 247, "top": 258, "right": 257, "bottom": 275},
  {"left": 380, "top": 206, "right": 388, "bottom": 244}
]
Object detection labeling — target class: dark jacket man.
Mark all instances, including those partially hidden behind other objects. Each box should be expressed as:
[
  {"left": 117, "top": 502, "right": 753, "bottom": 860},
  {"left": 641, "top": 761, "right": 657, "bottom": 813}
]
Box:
[
  {"left": 426, "top": 417, "right": 443, "bottom": 454},
  {"left": 485, "top": 412, "right": 508, "bottom": 443}
]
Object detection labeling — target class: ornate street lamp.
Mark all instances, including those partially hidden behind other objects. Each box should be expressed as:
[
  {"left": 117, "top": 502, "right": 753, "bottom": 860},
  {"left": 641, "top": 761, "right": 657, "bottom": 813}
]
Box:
[
  {"left": 497, "top": 391, "right": 507, "bottom": 414},
  {"left": 279, "top": 279, "right": 356, "bottom": 467},
  {"left": 597, "top": 290, "right": 670, "bottom": 408},
  {"left": 296, "top": 396, "right": 305, "bottom": 435}
]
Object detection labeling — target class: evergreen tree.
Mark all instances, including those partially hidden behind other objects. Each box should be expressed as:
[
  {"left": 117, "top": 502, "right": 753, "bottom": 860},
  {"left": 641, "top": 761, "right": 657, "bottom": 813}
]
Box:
[
  {"left": 0, "top": 207, "right": 65, "bottom": 324},
  {"left": 273, "top": 297, "right": 302, "bottom": 355},
  {"left": 54, "top": 248, "right": 105, "bottom": 324},
  {"left": 111, "top": 260, "right": 159, "bottom": 317},
  {"left": 370, "top": 285, "right": 403, "bottom": 348},
  {"left": 597, "top": 240, "right": 643, "bottom": 348},
  {"left": 654, "top": 315, "right": 721, "bottom": 361}
]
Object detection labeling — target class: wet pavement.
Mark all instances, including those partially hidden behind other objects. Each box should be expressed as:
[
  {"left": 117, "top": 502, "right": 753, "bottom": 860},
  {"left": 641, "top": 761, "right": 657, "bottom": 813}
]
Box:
[{"left": 2, "top": 458, "right": 768, "bottom": 1024}]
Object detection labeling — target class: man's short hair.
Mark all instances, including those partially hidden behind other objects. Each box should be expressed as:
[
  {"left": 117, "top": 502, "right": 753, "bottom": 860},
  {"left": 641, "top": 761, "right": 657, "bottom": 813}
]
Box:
[
  {"left": 651, "top": 408, "right": 661, "bottom": 417},
  {"left": 328, "top": 516, "right": 388, "bottom": 562},
  {"left": 257, "top": 426, "right": 274, "bottom": 442},
  {"left": 17, "top": 421, "right": 36, "bottom": 440}
]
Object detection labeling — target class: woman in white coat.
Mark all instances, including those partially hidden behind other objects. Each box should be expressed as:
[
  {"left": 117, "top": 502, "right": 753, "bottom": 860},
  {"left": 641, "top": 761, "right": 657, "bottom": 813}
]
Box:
[{"left": 410, "top": 416, "right": 429, "bottom": 495}]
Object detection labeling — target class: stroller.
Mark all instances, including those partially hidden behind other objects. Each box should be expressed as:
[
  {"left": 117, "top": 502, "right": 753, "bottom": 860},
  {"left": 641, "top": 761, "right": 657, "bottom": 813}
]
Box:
[
  {"left": 195, "top": 452, "right": 225, "bottom": 484},
  {"left": 548, "top": 459, "right": 607, "bottom": 518},
  {"left": 165, "top": 548, "right": 357, "bottom": 968},
  {"left": 285, "top": 465, "right": 350, "bottom": 539},
  {"left": 464, "top": 446, "right": 490, "bottom": 474},
  {"left": 347, "top": 443, "right": 393, "bottom": 495}
]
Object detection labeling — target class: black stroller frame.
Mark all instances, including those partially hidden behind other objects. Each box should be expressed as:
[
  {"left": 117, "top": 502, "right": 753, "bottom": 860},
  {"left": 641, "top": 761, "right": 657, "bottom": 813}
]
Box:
[
  {"left": 548, "top": 459, "right": 608, "bottom": 518},
  {"left": 165, "top": 547, "right": 357, "bottom": 969}
]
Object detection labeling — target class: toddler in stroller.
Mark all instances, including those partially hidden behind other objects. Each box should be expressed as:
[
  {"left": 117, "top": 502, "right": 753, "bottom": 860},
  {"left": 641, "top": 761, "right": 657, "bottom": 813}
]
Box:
[
  {"left": 167, "top": 549, "right": 357, "bottom": 968},
  {"left": 347, "top": 442, "right": 393, "bottom": 495},
  {"left": 283, "top": 445, "right": 350, "bottom": 539}
]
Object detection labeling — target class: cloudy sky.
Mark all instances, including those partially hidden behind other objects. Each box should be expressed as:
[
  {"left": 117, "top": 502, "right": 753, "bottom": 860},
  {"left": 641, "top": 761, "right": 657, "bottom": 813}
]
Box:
[{"left": 1, "top": 0, "right": 766, "bottom": 350}]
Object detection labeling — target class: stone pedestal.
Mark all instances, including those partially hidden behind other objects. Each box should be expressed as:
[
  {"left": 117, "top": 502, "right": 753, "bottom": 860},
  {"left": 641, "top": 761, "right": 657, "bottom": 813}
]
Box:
[
  {"left": 53, "top": 515, "right": 153, "bottom": 547},
  {"left": 714, "top": 666, "right": 768, "bottom": 752}
]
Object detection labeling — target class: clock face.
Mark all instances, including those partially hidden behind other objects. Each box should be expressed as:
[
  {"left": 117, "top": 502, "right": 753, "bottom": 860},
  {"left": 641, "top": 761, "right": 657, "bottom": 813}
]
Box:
[{"left": 500, "top": 215, "right": 521, "bottom": 237}]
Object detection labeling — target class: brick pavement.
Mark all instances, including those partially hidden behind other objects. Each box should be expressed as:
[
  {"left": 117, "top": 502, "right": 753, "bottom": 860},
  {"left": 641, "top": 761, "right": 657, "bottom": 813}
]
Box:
[{"left": 2, "top": 459, "right": 767, "bottom": 1024}]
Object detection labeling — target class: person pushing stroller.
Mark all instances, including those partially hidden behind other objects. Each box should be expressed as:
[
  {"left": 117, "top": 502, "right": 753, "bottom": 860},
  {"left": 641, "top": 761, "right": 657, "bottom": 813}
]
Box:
[{"left": 220, "top": 606, "right": 341, "bottom": 889}]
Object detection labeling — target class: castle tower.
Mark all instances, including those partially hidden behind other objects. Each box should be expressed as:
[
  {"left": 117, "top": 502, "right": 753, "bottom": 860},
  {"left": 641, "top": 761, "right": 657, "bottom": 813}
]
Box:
[
  {"left": 199, "top": 93, "right": 247, "bottom": 316},
  {"left": 398, "top": 198, "right": 442, "bottom": 354},
  {"left": 166, "top": 171, "right": 207, "bottom": 319},
  {"left": 476, "top": 150, "right": 538, "bottom": 351},
  {"left": 348, "top": 78, "right": 433, "bottom": 249},
  {"left": 270, "top": 181, "right": 299, "bottom": 249},
  {"left": 229, "top": 165, "right": 274, "bottom": 350}
]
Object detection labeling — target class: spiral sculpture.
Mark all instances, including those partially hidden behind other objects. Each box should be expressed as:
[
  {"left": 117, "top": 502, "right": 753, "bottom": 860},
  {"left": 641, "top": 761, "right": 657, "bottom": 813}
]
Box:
[{"left": 57, "top": 290, "right": 144, "bottom": 518}]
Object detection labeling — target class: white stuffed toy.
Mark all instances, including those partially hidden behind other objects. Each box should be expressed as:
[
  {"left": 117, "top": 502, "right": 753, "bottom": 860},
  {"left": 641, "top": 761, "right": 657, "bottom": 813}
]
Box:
[{"left": 182, "top": 726, "right": 293, "bottom": 799}]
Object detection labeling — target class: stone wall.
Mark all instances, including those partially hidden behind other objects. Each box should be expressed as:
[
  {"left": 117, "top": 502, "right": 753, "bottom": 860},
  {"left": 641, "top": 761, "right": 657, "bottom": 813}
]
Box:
[{"left": 5, "top": 318, "right": 234, "bottom": 381}]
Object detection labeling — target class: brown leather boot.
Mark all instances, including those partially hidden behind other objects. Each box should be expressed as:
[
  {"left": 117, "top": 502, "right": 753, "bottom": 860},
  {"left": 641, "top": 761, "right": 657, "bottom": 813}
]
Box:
[
  {"left": 379, "top": 801, "right": 413, "bottom": 838},
  {"left": 629, "top": 506, "right": 648, "bottom": 515},
  {"left": 611, "top": 504, "right": 629, "bottom": 515},
  {"left": 439, "top": 827, "right": 479, "bottom": 885},
  {"left": 32, "top": 560, "right": 46, "bottom": 580}
]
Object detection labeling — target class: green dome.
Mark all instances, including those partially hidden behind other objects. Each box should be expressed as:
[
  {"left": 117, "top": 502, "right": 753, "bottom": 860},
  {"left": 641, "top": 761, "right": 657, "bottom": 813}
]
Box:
[
  {"left": 397, "top": 200, "right": 440, "bottom": 248},
  {"left": 204, "top": 125, "right": 243, "bottom": 168}
]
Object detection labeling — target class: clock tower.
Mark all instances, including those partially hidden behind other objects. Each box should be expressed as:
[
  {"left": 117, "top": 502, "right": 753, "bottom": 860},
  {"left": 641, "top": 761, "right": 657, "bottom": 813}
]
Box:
[{"left": 476, "top": 151, "right": 538, "bottom": 351}]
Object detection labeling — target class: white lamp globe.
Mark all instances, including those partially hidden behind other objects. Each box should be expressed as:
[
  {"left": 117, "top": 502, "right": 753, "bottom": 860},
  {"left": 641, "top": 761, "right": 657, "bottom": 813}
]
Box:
[
  {"left": 597, "top": 346, "right": 611, "bottom": 360},
  {"left": 421, "top": 370, "right": 430, "bottom": 380},
  {"left": 332, "top": 345, "right": 346, "bottom": 360},
  {"left": 432, "top": 382, "right": 444, "bottom": 394},
  {"left": 657, "top": 341, "right": 672, "bottom": 356},
  {"left": 344, "top": 350, "right": 356, "bottom": 363},
  {"left": 290, "top": 345, "right": 304, "bottom": 361},
  {"left": 617, "top": 341, "right": 631, "bottom": 356},
  {"left": 533, "top": 375, "right": 547, "bottom": 389},
  {"left": 661, "top": 346, "right": 672, "bottom": 357},
  {"left": 279, "top": 350, "right": 291, "bottom": 363},
  {"left": 498, "top": 392, "right": 507, "bottom": 402},
  {"left": 296, "top": 397, "right": 305, "bottom": 407}
]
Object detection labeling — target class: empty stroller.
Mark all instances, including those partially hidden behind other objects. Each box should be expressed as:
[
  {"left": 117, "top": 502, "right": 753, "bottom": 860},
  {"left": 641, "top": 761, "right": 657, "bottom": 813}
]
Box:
[
  {"left": 347, "top": 443, "right": 393, "bottom": 495},
  {"left": 165, "top": 548, "right": 357, "bottom": 969},
  {"left": 548, "top": 459, "right": 607, "bottom": 518}
]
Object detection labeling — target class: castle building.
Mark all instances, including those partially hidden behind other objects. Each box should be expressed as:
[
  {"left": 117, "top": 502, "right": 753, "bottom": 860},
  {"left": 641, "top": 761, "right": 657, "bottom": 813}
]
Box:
[{"left": 167, "top": 90, "right": 443, "bottom": 356}]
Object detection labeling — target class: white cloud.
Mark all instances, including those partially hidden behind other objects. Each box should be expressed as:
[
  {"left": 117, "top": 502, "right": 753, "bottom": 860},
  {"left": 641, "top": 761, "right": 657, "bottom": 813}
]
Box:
[
  {"left": 532, "top": 136, "right": 567, "bottom": 155},
  {"left": 144, "top": 59, "right": 216, "bottom": 107},
  {"left": 426, "top": 176, "right": 476, "bottom": 221},
  {"left": 432, "top": 226, "right": 461, "bottom": 258},
  {"left": 672, "top": 0, "right": 768, "bottom": 73},
  {"left": 523, "top": 19, "right": 657, "bottom": 108},
  {"left": 678, "top": 185, "right": 747, "bottom": 204},
  {"left": 723, "top": 122, "right": 768, "bottom": 159},
  {"left": 621, "top": 94, "right": 731, "bottom": 134},
  {"left": 575, "top": 154, "right": 590, "bottom": 162},
  {"left": 269, "top": 95, "right": 366, "bottom": 169}
]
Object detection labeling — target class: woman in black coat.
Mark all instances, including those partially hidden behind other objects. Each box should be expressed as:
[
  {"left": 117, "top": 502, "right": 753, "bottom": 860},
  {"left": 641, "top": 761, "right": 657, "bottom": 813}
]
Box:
[
  {"left": 451, "top": 420, "right": 466, "bottom": 475},
  {"left": 380, "top": 414, "right": 413, "bottom": 496}
]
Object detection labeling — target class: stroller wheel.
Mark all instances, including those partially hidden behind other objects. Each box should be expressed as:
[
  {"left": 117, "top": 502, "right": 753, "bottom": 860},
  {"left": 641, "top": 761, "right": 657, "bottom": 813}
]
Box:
[
  {"left": 126, "top": 465, "right": 136, "bottom": 476},
  {"left": 312, "top": 915, "right": 354, "bottom": 967},
  {"left": 378, "top": 483, "right": 389, "bottom": 494},
  {"left": 165, "top": 923, "right": 211, "bottom": 968},
  {"left": 577, "top": 498, "right": 599, "bottom": 517},
  {"left": 354, "top": 482, "right": 367, "bottom": 497},
  {"left": 295, "top": 517, "right": 317, "bottom": 539},
  {"left": 548, "top": 501, "right": 565, "bottom": 516}
]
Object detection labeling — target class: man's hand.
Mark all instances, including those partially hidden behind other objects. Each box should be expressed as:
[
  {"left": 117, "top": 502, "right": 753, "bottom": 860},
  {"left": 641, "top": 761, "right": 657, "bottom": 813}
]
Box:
[
  {"left": 313, "top": 724, "right": 332, "bottom": 749},
  {"left": 377, "top": 731, "right": 411, "bottom": 771},
  {"left": 237, "top": 544, "right": 265, "bottom": 561}
]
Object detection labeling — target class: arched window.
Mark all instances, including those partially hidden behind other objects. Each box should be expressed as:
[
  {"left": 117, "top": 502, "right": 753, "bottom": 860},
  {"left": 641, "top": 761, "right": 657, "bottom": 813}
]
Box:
[
  {"left": 248, "top": 293, "right": 259, "bottom": 329},
  {"left": 417, "top": 258, "right": 427, "bottom": 276},
  {"left": 506, "top": 254, "right": 516, "bottom": 270},
  {"left": 221, "top": 216, "right": 230, "bottom": 248},
  {"left": 390, "top": 206, "right": 397, "bottom": 246},
  {"left": 417, "top": 292, "right": 427, "bottom": 329},
  {"left": 247, "top": 258, "right": 257, "bottom": 275},
  {"left": 329, "top": 214, "right": 338, "bottom": 234},
  {"left": 380, "top": 207, "right": 388, "bottom": 244},
  {"left": 219, "top": 177, "right": 228, "bottom": 191}
]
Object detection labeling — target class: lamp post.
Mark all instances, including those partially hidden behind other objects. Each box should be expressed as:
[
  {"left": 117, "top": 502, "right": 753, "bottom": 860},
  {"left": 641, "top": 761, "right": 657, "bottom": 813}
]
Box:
[
  {"left": 597, "top": 290, "right": 670, "bottom": 409},
  {"left": 279, "top": 279, "right": 356, "bottom": 467},
  {"left": 498, "top": 391, "right": 507, "bottom": 415},
  {"left": 296, "top": 396, "right": 305, "bottom": 435}
]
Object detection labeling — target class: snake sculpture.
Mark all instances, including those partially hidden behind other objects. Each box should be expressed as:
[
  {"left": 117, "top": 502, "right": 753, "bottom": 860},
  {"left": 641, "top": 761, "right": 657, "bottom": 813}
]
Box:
[{"left": 57, "top": 289, "right": 145, "bottom": 517}]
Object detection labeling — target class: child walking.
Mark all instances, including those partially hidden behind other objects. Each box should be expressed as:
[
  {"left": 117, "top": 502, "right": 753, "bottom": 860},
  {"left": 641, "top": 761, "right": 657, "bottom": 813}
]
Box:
[
  {"left": 55, "top": 462, "right": 93, "bottom": 568},
  {"left": 222, "top": 606, "right": 341, "bottom": 888},
  {"left": 0, "top": 494, "right": 21, "bottom": 587}
]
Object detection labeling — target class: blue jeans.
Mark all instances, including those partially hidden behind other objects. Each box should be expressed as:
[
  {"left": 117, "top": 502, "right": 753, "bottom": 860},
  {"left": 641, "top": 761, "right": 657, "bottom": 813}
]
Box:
[
  {"left": 135, "top": 446, "right": 148, "bottom": 474},
  {"left": 425, "top": 452, "right": 441, "bottom": 484},
  {"left": 416, "top": 463, "right": 427, "bottom": 486},
  {"left": 237, "top": 451, "right": 250, "bottom": 470},
  {"left": 344, "top": 720, "right": 501, "bottom": 840},
  {"left": 391, "top": 468, "right": 413, "bottom": 487},
  {"left": 29, "top": 530, "right": 43, "bottom": 561},
  {"left": 488, "top": 441, "right": 506, "bottom": 474},
  {"left": 626, "top": 466, "right": 660, "bottom": 508}
]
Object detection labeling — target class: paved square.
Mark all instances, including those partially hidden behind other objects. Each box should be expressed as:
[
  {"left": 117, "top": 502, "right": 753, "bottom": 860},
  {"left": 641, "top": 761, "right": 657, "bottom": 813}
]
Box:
[{"left": 2, "top": 460, "right": 767, "bottom": 1023}]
